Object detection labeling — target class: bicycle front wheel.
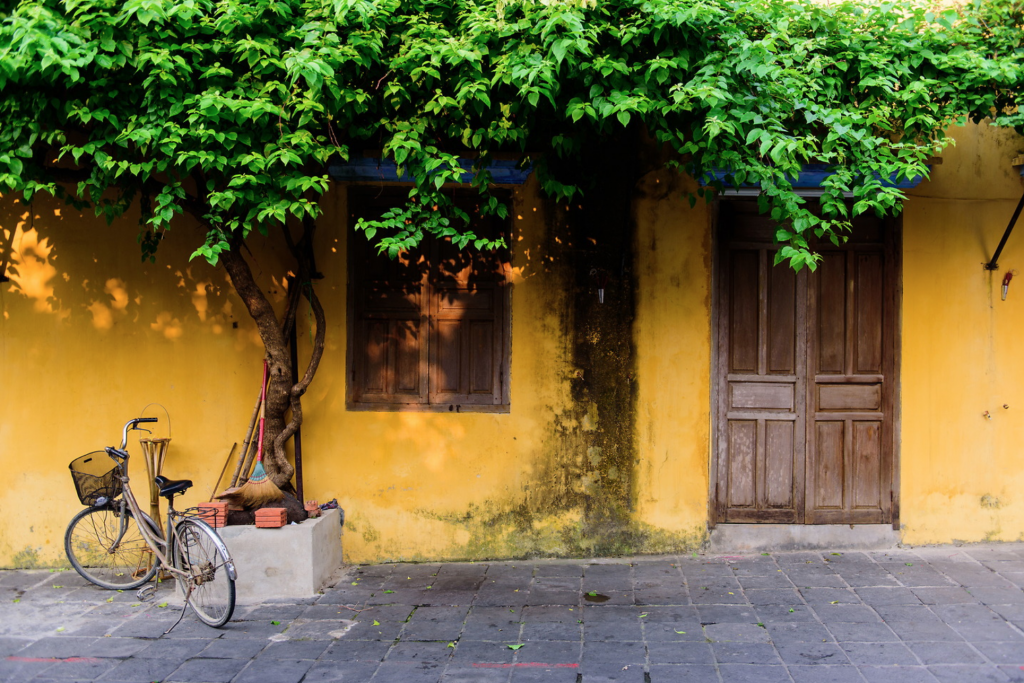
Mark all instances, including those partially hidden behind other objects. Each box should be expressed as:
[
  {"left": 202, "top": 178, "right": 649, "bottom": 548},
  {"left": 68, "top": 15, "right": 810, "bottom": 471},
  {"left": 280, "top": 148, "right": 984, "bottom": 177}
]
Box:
[
  {"left": 65, "top": 506, "right": 158, "bottom": 590},
  {"left": 172, "top": 519, "right": 235, "bottom": 627}
]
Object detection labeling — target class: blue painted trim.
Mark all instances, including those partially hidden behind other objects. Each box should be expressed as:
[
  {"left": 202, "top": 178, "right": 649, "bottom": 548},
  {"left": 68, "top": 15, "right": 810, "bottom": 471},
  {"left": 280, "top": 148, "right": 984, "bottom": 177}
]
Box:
[
  {"left": 699, "top": 163, "right": 929, "bottom": 190},
  {"left": 328, "top": 158, "right": 532, "bottom": 185}
]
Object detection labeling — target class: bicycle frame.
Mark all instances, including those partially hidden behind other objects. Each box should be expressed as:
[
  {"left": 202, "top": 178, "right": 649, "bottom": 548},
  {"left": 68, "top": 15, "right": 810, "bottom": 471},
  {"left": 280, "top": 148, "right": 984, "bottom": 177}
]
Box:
[{"left": 103, "top": 420, "right": 236, "bottom": 599}]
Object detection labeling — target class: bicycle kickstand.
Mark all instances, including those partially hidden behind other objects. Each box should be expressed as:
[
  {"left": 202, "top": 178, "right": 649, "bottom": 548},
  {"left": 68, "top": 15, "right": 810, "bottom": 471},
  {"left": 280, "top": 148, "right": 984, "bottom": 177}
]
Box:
[
  {"left": 162, "top": 585, "right": 194, "bottom": 635},
  {"left": 164, "top": 600, "right": 189, "bottom": 635}
]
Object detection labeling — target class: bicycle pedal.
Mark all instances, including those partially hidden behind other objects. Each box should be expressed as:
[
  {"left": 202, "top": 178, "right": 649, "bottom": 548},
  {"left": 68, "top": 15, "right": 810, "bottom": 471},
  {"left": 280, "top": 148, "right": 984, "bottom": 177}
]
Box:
[{"left": 136, "top": 585, "right": 157, "bottom": 601}]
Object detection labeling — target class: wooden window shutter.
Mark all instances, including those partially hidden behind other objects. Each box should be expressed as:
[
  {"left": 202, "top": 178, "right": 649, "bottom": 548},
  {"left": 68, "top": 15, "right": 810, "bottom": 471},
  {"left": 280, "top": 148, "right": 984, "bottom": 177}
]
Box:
[
  {"left": 428, "top": 199, "right": 507, "bottom": 407},
  {"left": 348, "top": 187, "right": 511, "bottom": 411},
  {"left": 348, "top": 198, "right": 429, "bottom": 406}
]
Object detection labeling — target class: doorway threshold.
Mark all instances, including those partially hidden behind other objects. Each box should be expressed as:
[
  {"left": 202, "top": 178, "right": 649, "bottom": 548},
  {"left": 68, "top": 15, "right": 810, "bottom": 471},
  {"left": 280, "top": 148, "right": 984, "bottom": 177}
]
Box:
[{"left": 708, "top": 524, "right": 899, "bottom": 553}]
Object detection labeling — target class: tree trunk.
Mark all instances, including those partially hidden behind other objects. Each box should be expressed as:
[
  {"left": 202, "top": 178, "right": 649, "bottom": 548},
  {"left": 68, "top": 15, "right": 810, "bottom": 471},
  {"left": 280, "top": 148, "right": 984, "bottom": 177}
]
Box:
[
  {"left": 216, "top": 215, "right": 327, "bottom": 490},
  {"left": 218, "top": 242, "right": 300, "bottom": 487}
]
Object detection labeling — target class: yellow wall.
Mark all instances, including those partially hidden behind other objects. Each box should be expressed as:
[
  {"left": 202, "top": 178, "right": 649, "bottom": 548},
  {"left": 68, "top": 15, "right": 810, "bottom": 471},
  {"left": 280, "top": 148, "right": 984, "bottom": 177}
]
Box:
[
  {"left": 633, "top": 169, "right": 713, "bottom": 544},
  {"left": 2, "top": 121, "right": 1023, "bottom": 568},
  {"left": 0, "top": 170, "right": 712, "bottom": 567},
  {"left": 901, "top": 122, "right": 1024, "bottom": 544}
]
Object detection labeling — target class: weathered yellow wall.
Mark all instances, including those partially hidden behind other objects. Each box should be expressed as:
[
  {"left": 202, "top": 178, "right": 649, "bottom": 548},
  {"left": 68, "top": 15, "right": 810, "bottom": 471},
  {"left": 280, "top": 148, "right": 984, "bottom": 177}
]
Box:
[
  {"left": 3, "top": 121, "right": 1023, "bottom": 568},
  {"left": 0, "top": 199, "right": 271, "bottom": 567},
  {"left": 0, "top": 170, "right": 709, "bottom": 568},
  {"left": 633, "top": 169, "right": 712, "bottom": 545},
  {"left": 901, "top": 122, "right": 1024, "bottom": 544}
]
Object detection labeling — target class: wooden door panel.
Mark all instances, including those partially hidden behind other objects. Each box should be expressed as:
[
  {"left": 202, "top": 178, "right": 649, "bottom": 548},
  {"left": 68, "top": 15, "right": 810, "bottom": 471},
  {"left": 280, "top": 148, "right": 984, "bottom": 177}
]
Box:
[
  {"left": 717, "top": 215, "right": 804, "bottom": 523},
  {"left": 765, "top": 421, "right": 796, "bottom": 508},
  {"left": 806, "top": 242, "right": 892, "bottom": 523},
  {"left": 729, "top": 250, "right": 760, "bottom": 374},
  {"left": 854, "top": 253, "right": 884, "bottom": 374},
  {"left": 852, "top": 421, "right": 882, "bottom": 509},
  {"left": 729, "top": 382, "right": 794, "bottom": 411},
  {"left": 727, "top": 421, "right": 757, "bottom": 508},
  {"left": 817, "top": 252, "right": 846, "bottom": 374},
  {"left": 715, "top": 202, "right": 895, "bottom": 526},
  {"left": 768, "top": 263, "right": 797, "bottom": 373},
  {"left": 817, "top": 384, "right": 882, "bottom": 411},
  {"left": 813, "top": 421, "right": 845, "bottom": 509}
]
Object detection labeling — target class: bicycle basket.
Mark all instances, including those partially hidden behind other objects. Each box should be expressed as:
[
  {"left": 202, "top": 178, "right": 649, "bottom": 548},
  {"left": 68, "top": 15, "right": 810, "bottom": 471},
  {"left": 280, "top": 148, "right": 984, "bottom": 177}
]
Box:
[{"left": 69, "top": 451, "right": 122, "bottom": 506}]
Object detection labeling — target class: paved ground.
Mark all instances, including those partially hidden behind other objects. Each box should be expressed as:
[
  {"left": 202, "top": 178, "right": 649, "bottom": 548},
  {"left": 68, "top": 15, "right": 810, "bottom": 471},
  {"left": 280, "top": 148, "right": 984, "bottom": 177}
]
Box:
[{"left": 2, "top": 545, "right": 1024, "bottom": 683}]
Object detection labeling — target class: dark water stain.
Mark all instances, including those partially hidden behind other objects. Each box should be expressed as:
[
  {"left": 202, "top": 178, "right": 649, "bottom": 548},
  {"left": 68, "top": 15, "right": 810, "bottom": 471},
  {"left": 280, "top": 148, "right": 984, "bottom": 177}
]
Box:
[{"left": 584, "top": 592, "right": 610, "bottom": 603}]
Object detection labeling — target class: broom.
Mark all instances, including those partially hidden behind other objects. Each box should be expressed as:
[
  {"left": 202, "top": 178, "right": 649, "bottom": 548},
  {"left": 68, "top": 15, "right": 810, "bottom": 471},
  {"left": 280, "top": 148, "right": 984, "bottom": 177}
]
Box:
[
  {"left": 217, "top": 362, "right": 267, "bottom": 507},
  {"left": 237, "top": 360, "right": 283, "bottom": 507}
]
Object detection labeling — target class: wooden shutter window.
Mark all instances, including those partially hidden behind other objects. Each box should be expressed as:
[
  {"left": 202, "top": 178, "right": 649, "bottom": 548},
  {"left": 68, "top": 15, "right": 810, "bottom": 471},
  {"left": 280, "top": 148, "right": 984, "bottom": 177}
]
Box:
[{"left": 347, "top": 188, "right": 511, "bottom": 412}]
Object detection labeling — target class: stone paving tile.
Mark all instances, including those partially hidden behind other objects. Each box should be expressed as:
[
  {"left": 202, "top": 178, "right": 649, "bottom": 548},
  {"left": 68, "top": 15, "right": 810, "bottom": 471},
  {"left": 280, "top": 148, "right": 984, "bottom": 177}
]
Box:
[
  {"left": 859, "top": 665, "right": 939, "bottom": 682},
  {"left": 775, "top": 641, "right": 850, "bottom": 666},
  {"left": 756, "top": 605, "right": 818, "bottom": 622},
  {"left": 96, "top": 656, "right": 181, "bottom": 682},
  {"left": 973, "top": 641, "right": 1024, "bottom": 666},
  {"left": 645, "top": 641, "right": 714, "bottom": 664},
  {"left": 704, "top": 622, "right": 770, "bottom": 643},
  {"left": 647, "top": 664, "right": 719, "bottom": 682},
  {"left": 718, "top": 664, "right": 793, "bottom": 683},
  {"left": 449, "top": 639, "right": 514, "bottom": 664},
  {"left": 440, "top": 668, "right": 510, "bottom": 683},
  {"left": 766, "top": 621, "right": 833, "bottom": 643},
  {"left": 320, "top": 639, "right": 393, "bottom": 662},
  {"left": 907, "top": 640, "right": 988, "bottom": 664},
  {"left": 515, "top": 638, "right": 581, "bottom": 664},
  {"left": 508, "top": 668, "right": 578, "bottom": 683},
  {"left": 303, "top": 660, "right": 378, "bottom": 682},
  {"left": 841, "top": 640, "right": 919, "bottom": 666},
  {"left": 234, "top": 657, "right": 314, "bottom": 683},
  {"left": 521, "top": 621, "right": 580, "bottom": 641},
  {"left": 825, "top": 621, "right": 899, "bottom": 642},
  {"left": 166, "top": 657, "right": 248, "bottom": 683},
  {"left": 6, "top": 545, "right": 1024, "bottom": 683},
  {"left": 927, "top": 664, "right": 1010, "bottom": 682},
  {"left": 582, "top": 620, "right": 643, "bottom": 641},
  {"left": 711, "top": 641, "right": 782, "bottom": 665},
  {"left": 887, "top": 619, "right": 966, "bottom": 642}
]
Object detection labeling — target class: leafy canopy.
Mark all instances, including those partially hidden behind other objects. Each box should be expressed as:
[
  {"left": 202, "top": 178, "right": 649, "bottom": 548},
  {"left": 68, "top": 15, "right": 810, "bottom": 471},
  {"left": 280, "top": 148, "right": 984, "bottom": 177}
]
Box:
[{"left": 0, "top": 0, "right": 1022, "bottom": 269}]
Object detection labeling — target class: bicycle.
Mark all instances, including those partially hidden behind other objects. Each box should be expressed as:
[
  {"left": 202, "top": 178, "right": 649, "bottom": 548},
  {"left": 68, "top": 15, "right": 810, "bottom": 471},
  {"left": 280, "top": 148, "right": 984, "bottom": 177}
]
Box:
[{"left": 64, "top": 417, "right": 237, "bottom": 629}]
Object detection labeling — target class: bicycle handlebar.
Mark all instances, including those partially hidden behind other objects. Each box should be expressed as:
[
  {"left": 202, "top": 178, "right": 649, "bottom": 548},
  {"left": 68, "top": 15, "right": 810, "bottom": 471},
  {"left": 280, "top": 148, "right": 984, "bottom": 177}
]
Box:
[{"left": 119, "top": 417, "right": 159, "bottom": 450}]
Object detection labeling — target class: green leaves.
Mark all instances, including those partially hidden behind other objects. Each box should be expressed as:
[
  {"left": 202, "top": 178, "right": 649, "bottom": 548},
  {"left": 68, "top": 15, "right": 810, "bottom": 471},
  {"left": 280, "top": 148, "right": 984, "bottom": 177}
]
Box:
[{"left": 0, "top": 0, "right": 1021, "bottom": 269}]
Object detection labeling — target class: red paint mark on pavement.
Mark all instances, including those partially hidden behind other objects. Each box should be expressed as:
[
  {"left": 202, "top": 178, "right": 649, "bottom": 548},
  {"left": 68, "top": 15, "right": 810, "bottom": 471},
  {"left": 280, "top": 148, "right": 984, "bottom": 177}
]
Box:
[
  {"left": 472, "top": 662, "right": 579, "bottom": 668},
  {"left": 6, "top": 656, "right": 101, "bottom": 664}
]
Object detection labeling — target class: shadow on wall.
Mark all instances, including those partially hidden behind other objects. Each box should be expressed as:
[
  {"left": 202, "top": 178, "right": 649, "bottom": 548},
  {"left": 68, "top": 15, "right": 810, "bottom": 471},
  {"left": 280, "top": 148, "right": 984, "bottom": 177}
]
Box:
[{"left": 0, "top": 197, "right": 288, "bottom": 349}]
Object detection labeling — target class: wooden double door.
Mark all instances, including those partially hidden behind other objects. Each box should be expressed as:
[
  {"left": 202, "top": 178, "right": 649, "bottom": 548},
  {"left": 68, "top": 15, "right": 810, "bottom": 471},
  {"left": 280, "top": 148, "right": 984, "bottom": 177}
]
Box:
[{"left": 713, "top": 202, "right": 898, "bottom": 525}]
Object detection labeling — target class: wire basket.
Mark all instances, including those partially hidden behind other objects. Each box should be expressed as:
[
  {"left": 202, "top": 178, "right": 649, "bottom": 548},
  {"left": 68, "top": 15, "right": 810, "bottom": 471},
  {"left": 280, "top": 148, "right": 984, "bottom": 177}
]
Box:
[{"left": 69, "top": 451, "right": 122, "bottom": 506}]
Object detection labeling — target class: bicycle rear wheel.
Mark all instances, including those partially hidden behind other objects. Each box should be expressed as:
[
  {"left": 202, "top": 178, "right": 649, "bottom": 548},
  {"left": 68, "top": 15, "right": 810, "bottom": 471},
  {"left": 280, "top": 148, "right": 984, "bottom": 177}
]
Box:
[
  {"left": 172, "top": 518, "right": 235, "bottom": 627},
  {"left": 64, "top": 506, "right": 158, "bottom": 590}
]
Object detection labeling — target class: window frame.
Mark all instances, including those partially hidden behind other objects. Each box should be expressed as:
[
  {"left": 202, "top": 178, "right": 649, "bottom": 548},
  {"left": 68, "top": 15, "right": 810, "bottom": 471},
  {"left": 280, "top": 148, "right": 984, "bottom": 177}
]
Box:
[{"left": 345, "top": 187, "right": 512, "bottom": 413}]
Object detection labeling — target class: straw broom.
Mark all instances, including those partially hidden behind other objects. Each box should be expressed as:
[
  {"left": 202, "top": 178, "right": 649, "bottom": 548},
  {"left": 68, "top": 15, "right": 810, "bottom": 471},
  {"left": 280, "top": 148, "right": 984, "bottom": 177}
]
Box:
[
  {"left": 239, "top": 392, "right": 283, "bottom": 507},
  {"left": 218, "top": 361, "right": 283, "bottom": 508}
]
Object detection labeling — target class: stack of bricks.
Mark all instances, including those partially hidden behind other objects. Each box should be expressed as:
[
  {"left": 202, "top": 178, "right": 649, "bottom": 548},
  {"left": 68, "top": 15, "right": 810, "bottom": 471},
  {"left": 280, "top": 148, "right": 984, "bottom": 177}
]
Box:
[
  {"left": 254, "top": 507, "right": 287, "bottom": 528},
  {"left": 197, "top": 501, "right": 228, "bottom": 528}
]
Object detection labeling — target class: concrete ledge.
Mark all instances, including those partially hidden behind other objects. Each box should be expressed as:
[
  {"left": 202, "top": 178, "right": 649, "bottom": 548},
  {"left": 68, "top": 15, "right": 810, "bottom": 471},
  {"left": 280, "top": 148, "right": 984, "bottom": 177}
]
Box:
[
  {"left": 708, "top": 524, "right": 899, "bottom": 553},
  {"left": 218, "top": 508, "right": 343, "bottom": 604}
]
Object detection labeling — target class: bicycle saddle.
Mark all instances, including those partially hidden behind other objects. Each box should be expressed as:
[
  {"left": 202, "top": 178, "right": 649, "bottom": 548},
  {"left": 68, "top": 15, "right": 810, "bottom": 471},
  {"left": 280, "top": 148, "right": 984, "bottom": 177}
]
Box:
[{"left": 154, "top": 475, "right": 193, "bottom": 497}]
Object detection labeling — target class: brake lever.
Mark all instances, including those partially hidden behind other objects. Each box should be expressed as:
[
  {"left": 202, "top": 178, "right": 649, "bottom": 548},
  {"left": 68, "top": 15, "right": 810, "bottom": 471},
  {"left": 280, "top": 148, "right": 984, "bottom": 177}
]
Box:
[{"left": 134, "top": 427, "right": 153, "bottom": 436}]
